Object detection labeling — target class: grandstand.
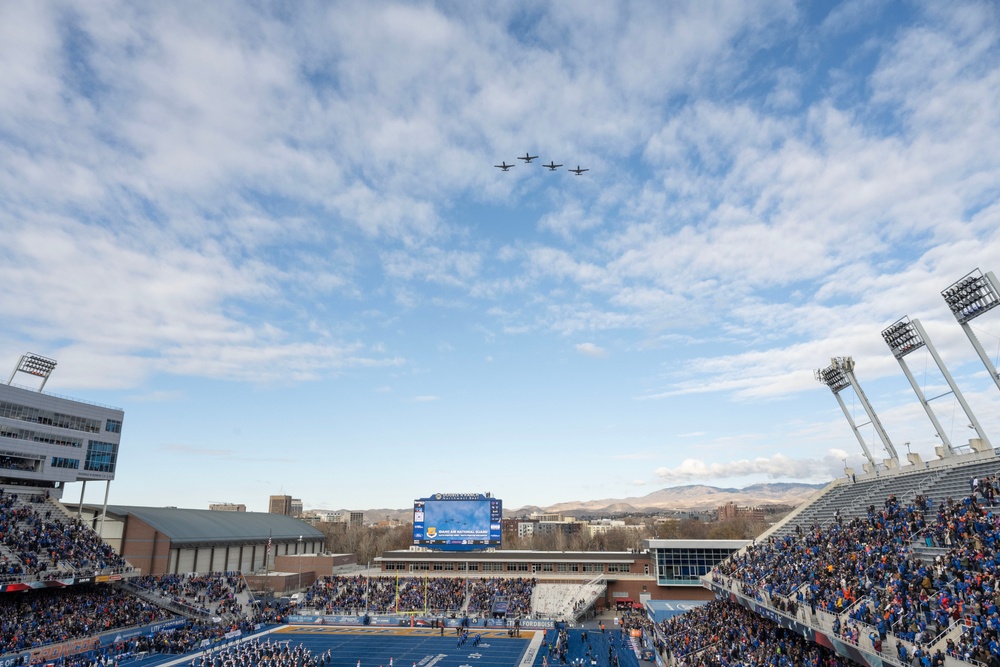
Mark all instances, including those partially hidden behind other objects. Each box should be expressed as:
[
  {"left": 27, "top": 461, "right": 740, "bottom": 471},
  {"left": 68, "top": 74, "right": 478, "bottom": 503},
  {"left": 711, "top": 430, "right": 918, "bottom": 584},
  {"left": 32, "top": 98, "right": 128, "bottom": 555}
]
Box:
[{"left": 679, "top": 269, "right": 1000, "bottom": 667}]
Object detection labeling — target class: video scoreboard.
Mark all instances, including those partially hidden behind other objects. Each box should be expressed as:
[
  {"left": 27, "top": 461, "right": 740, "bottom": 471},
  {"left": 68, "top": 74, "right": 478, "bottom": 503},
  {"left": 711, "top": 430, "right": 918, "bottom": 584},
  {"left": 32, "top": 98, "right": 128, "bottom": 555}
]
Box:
[{"left": 412, "top": 493, "right": 502, "bottom": 551}]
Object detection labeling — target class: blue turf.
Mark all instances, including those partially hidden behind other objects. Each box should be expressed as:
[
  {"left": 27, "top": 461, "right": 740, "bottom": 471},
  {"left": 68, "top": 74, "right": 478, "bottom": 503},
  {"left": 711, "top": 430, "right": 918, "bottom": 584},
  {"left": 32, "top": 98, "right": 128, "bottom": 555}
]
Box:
[{"left": 129, "top": 627, "right": 643, "bottom": 667}]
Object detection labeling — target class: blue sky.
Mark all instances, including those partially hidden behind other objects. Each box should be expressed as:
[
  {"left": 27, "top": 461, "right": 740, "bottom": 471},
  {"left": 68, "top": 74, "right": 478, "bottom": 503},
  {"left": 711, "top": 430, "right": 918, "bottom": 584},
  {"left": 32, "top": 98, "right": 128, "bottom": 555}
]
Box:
[{"left": 2, "top": 1, "right": 1000, "bottom": 513}]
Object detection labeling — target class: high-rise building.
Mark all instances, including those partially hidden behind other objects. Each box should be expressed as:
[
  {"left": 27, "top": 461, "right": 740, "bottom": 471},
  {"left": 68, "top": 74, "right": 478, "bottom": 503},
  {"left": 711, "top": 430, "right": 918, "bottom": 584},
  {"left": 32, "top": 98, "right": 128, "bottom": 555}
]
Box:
[
  {"left": 290, "top": 498, "right": 303, "bottom": 517},
  {"left": 269, "top": 494, "right": 292, "bottom": 515}
]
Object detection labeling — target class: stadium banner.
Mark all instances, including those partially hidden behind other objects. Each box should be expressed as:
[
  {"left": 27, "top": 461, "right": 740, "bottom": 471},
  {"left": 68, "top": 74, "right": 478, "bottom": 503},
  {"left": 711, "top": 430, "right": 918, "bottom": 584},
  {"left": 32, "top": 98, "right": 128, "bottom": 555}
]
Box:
[
  {"left": 0, "top": 576, "right": 83, "bottom": 593},
  {"left": 366, "top": 616, "right": 395, "bottom": 626},
  {"left": 287, "top": 614, "right": 364, "bottom": 626},
  {"left": 24, "top": 636, "right": 101, "bottom": 664},
  {"left": 14, "top": 619, "right": 191, "bottom": 666},
  {"left": 101, "top": 618, "right": 187, "bottom": 647},
  {"left": 286, "top": 615, "right": 555, "bottom": 630},
  {"left": 0, "top": 653, "right": 32, "bottom": 667}
]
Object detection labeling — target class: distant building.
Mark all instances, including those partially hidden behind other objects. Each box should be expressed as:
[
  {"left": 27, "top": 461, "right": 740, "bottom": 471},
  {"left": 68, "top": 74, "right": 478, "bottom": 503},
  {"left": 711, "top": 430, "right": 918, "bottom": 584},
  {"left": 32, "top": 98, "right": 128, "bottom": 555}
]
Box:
[
  {"left": 585, "top": 519, "right": 643, "bottom": 538},
  {"left": 209, "top": 503, "right": 246, "bottom": 512},
  {"left": 269, "top": 494, "right": 292, "bottom": 515},
  {"left": 716, "top": 501, "right": 765, "bottom": 523},
  {"left": 290, "top": 498, "right": 303, "bottom": 517},
  {"left": 313, "top": 510, "right": 364, "bottom": 526}
]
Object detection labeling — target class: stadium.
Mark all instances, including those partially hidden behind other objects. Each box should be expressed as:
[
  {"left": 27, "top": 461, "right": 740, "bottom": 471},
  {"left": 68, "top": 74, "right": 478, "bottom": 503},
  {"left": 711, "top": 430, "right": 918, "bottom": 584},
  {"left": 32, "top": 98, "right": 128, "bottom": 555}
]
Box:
[{"left": 1, "top": 268, "right": 999, "bottom": 667}]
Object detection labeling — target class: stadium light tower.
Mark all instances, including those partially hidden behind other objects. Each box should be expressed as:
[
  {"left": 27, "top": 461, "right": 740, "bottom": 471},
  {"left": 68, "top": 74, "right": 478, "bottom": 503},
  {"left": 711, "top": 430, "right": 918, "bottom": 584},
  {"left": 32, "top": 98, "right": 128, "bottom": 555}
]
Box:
[
  {"left": 815, "top": 356, "right": 896, "bottom": 471},
  {"left": 881, "top": 316, "right": 992, "bottom": 454},
  {"left": 941, "top": 268, "right": 1000, "bottom": 392},
  {"left": 6, "top": 353, "right": 57, "bottom": 392}
]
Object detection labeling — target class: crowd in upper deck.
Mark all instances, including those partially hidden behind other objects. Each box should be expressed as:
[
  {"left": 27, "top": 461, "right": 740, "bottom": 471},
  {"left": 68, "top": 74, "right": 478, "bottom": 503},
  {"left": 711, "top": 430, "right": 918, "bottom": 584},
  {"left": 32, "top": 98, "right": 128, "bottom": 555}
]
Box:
[
  {"left": 711, "top": 473, "right": 1000, "bottom": 663},
  {"left": 0, "top": 488, "right": 127, "bottom": 580}
]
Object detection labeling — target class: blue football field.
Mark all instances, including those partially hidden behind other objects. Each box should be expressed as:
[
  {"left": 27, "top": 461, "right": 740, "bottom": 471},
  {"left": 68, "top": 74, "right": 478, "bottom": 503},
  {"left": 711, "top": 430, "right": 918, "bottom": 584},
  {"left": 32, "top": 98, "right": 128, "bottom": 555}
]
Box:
[{"left": 143, "top": 626, "right": 644, "bottom": 667}]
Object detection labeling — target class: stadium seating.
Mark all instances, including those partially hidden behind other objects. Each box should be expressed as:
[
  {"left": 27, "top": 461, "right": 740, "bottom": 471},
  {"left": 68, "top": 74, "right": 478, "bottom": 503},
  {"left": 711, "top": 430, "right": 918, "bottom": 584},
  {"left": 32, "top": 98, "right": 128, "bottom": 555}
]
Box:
[
  {"left": 707, "top": 453, "right": 1000, "bottom": 665},
  {"left": 0, "top": 487, "right": 129, "bottom": 579}
]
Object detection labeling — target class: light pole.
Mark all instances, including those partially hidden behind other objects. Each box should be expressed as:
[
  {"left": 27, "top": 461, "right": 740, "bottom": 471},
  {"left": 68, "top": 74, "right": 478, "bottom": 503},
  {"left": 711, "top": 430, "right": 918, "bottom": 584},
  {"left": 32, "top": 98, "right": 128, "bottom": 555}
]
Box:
[
  {"left": 297, "top": 535, "right": 303, "bottom": 593},
  {"left": 365, "top": 560, "right": 371, "bottom": 616}
]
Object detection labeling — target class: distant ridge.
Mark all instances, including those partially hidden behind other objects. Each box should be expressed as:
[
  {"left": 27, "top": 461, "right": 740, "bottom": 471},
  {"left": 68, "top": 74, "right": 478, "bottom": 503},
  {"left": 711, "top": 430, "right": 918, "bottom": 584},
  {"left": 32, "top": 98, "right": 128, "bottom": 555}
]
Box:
[
  {"left": 316, "top": 482, "right": 828, "bottom": 522},
  {"left": 510, "top": 481, "right": 826, "bottom": 515}
]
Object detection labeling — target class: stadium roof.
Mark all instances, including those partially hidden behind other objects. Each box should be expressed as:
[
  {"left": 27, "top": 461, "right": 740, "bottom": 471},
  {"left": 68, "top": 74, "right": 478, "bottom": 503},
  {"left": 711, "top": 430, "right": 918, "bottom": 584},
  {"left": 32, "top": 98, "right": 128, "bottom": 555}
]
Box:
[{"left": 102, "top": 505, "right": 324, "bottom": 546}]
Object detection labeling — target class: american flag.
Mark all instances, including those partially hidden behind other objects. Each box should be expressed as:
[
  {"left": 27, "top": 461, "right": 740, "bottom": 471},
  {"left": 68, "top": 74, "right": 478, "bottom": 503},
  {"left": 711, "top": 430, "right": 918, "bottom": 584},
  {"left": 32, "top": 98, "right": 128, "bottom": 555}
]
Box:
[{"left": 266, "top": 534, "right": 272, "bottom": 556}]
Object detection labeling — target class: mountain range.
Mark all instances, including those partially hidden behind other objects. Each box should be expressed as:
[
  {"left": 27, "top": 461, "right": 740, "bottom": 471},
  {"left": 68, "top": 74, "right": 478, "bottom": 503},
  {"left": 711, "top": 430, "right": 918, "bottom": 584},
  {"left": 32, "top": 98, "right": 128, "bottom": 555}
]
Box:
[{"left": 341, "top": 482, "right": 827, "bottom": 523}]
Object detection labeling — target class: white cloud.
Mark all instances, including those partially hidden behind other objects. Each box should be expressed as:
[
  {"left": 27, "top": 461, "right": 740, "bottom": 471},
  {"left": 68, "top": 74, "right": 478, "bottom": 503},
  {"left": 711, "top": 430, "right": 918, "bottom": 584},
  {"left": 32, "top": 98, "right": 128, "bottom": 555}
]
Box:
[
  {"left": 653, "top": 451, "right": 857, "bottom": 483},
  {"left": 575, "top": 342, "right": 608, "bottom": 358}
]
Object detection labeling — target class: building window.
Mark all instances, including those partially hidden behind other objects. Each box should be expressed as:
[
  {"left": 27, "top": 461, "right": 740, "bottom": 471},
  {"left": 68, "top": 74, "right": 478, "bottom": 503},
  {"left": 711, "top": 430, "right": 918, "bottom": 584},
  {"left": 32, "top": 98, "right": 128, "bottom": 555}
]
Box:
[
  {"left": 0, "top": 401, "right": 102, "bottom": 433},
  {"left": 51, "top": 456, "right": 80, "bottom": 469},
  {"left": 557, "top": 563, "right": 579, "bottom": 572},
  {"left": 607, "top": 564, "right": 631, "bottom": 573},
  {"left": 84, "top": 440, "right": 118, "bottom": 473},
  {"left": 655, "top": 547, "right": 738, "bottom": 585},
  {"left": 105, "top": 419, "right": 122, "bottom": 434},
  {"left": 581, "top": 563, "right": 602, "bottom": 573}
]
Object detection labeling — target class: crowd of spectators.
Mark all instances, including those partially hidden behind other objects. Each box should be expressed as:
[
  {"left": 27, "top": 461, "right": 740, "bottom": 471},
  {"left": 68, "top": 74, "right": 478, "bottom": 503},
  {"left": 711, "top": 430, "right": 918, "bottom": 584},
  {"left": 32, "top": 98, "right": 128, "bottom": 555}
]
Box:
[
  {"left": 130, "top": 573, "right": 247, "bottom": 618},
  {"left": 300, "top": 575, "right": 535, "bottom": 616},
  {"left": 709, "top": 476, "right": 1000, "bottom": 664},
  {"left": 127, "top": 616, "right": 275, "bottom": 655},
  {"left": 0, "top": 456, "right": 33, "bottom": 472},
  {"left": 0, "top": 488, "right": 127, "bottom": 579},
  {"left": 467, "top": 577, "right": 535, "bottom": 615},
  {"left": 0, "top": 585, "right": 174, "bottom": 654},
  {"left": 660, "top": 598, "right": 859, "bottom": 666}
]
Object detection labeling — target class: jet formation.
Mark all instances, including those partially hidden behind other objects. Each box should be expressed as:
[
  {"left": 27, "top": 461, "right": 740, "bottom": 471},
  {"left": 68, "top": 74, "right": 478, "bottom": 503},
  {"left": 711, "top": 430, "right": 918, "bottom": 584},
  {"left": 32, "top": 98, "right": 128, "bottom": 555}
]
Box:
[{"left": 495, "top": 152, "right": 587, "bottom": 175}]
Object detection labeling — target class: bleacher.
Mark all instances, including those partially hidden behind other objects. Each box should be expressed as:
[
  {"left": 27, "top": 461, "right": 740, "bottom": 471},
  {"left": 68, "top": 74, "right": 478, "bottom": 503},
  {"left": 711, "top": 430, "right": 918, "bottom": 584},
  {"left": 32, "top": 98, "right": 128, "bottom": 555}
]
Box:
[
  {"left": 702, "top": 449, "right": 1000, "bottom": 666},
  {"left": 769, "top": 453, "right": 1000, "bottom": 539},
  {"left": 0, "top": 486, "right": 132, "bottom": 581},
  {"left": 532, "top": 580, "right": 606, "bottom": 621}
]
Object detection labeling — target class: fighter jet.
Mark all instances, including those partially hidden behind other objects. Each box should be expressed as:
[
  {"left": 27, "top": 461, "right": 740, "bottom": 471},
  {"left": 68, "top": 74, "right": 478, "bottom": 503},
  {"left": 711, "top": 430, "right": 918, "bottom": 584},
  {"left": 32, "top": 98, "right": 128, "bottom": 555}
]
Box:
[
  {"left": 517, "top": 153, "right": 539, "bottom": 163},
  {"left": 543, "top": 161, "right": 562, "bottom": 171},
  {"left": 569, "top": 166, "right": 589, "bottom": 175},
  {"left": 494, "top": 162, "right": 515, "bottom": 171}
]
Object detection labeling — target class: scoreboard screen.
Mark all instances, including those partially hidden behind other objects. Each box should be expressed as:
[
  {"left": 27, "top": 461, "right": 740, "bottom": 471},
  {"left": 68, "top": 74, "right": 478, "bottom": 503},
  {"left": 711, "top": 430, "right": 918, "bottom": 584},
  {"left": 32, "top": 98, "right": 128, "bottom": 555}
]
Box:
[{"left": 412, "top": 493, "right": 502, "bottom": 551}]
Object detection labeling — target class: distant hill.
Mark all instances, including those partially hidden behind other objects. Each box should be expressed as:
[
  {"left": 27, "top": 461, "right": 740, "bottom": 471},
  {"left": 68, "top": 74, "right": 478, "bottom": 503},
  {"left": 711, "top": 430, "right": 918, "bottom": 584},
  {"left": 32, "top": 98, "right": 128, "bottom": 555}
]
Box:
[
  {"left": 512, "top": 482, "right": 826, "bottom": 515},
  {"left": 312, "top": 482, "right": 827, "bottom": 522}
]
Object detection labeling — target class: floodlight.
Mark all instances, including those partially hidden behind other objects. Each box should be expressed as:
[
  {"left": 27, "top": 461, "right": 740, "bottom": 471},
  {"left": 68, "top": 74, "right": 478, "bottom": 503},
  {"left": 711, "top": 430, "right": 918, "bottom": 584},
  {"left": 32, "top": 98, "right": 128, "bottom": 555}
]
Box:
[
  {"left": 942, "top": 269, "right": 1000, "bottom": 324},
  {"left": 881, "top": 318, "right": 924, "bottom": 359},
  {"left": 7, "top": 353, "right": 58, "bottom": 391},
  {"left": 814, "top": 356, "right": 852, "bottom": 394},
  {"left": 881, "top": 316, "right": 992, "bottom": 454},
  {"left": 815, "top": 355, "right": 895, "bottom": 468},
  {"left": 941, "top": 268, "right": 1000, "bottom": 392}
]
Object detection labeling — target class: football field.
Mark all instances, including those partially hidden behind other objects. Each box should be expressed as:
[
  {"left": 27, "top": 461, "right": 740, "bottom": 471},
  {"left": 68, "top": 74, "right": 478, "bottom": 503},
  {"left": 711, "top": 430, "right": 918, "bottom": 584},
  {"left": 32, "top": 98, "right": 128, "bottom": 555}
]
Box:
[
  {"left": 142, "top": 625, "right": 643, "bottom": 667},
  {"left": 273, "top": 626, "right": 534, "bottom": 667}
]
